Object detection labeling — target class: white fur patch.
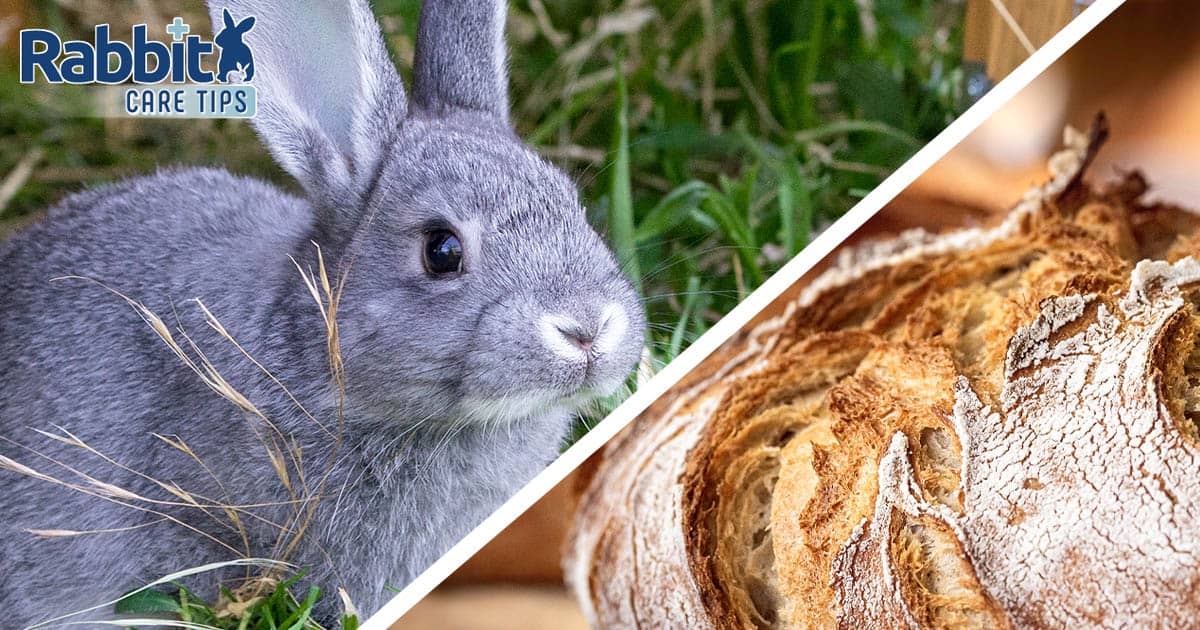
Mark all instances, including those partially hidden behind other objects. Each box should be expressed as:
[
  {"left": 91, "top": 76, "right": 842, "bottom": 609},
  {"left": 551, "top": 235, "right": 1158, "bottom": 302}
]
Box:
[
  {"left": 592, "top": 303, "right": 628, "bottom": 358},
  {"left": 458, "top": 390, "right": 560, "bottom": 425},
  {"left": 540, "top": 313, "right": 586, "bottom": 360}
]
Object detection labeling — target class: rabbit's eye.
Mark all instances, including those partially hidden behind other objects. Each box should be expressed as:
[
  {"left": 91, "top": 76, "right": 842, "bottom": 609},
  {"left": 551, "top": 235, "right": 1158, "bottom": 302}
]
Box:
[{"left": 423, "top": 229, "right": 464, "bottom": 276}]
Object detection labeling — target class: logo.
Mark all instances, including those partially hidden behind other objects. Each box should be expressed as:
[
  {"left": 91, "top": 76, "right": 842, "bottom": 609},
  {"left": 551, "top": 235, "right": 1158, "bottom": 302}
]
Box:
[
  {"left": 19, "top": 10, "right": 257, "bottom": 118},
  {"left": 213, "top": 9, "right": 255, "bottom": 83}
]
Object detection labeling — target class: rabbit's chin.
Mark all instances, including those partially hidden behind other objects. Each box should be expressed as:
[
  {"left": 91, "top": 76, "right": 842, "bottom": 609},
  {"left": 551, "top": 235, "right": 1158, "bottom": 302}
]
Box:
[{"left": 456, "top": 386, "right": 609, "bottom": 427}]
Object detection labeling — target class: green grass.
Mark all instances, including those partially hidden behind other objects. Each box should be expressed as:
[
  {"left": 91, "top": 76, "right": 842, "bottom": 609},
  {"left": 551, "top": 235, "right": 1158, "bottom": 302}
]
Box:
[
  {"left": 556, "top": 0, "right": 967, "bottom": 369},
  {"left": 1, "top": 0, "right": 968, "bottom": 621},
  {"left": 521, "top": 0, "right": 969, "bottom": 433},
  {"left": 1, "top": 0, "right": 967, "bottom": 376},
  {"left": 111, "top": 573, "right": 358, "bottom": 630},
  {"left": 19, "top": 559, "right": 352, "bottom": 629}
]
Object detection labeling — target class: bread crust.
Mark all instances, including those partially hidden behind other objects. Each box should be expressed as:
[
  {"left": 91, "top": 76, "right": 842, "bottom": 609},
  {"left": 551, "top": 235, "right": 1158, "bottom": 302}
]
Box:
[{"left": 566, "top": 117, "right": 1200, "bottom": 628}]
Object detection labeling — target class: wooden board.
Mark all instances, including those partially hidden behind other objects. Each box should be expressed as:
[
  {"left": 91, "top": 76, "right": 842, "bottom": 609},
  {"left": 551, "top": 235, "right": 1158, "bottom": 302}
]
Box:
[{"left": 965, "top": 0, "right": 1077, "bottom": 79}]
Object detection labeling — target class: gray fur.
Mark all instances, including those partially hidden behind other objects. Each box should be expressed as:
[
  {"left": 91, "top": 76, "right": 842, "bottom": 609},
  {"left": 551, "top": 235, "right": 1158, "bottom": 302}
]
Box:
[
  {"left": 0, "top": 1, "right": 643, "bottom": 625},
  {"left": 413, "top": 0, "right": 509, "bottom": 120}
]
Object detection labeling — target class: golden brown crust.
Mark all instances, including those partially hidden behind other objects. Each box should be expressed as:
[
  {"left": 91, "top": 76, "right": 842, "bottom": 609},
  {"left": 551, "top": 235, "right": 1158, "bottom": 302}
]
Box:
[{"left": 681, "top": 331, "right": 878, "bottom": 628}]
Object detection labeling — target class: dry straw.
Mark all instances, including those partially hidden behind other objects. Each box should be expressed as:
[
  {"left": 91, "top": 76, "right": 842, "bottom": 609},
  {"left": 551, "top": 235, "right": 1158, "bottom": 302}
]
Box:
[{"left": 0, "top": 242, "right": 350, "bottom": 617}]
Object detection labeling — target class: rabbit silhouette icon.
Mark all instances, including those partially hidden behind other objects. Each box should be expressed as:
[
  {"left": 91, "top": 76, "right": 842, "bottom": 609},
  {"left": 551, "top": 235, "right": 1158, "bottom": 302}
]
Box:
[{"left": 214, "top": 8, "right": 254, "bottom": 82}]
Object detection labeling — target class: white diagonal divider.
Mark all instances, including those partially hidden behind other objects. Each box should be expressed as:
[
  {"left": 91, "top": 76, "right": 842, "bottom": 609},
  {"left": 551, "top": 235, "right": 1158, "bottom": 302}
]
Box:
[{"left": 364, "top": 0, "right": 1125, "bottom": 626}]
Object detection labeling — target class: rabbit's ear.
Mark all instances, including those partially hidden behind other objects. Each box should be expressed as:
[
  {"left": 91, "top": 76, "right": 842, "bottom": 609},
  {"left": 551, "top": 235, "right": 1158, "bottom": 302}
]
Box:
[
  {"left": 236, "top": 16, "right": 255, "bottom": 33},
  {"left": 223, "top": 8, "right": 236, "bottom": 30},
  {"left": 412, "top": 0, "right": 509, "bottom": 122},
  {"left": 206, "top": 1, "right": 406, "bottom": 209}
]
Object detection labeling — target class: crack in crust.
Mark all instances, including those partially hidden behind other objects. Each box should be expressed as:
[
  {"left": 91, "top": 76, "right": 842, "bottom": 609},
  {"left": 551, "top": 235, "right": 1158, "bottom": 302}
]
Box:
[{"left": 949, "top": 259, "right": 1200, "bottom": 628}]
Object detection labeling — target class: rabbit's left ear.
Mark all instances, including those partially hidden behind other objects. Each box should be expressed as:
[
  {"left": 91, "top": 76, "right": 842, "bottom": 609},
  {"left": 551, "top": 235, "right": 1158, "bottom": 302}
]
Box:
[
  {"left": 206, "top": 1, "right": 406, "bottom": 211},
  {"left": 412, "top": 0, "right": 509, "bottom": 122}
]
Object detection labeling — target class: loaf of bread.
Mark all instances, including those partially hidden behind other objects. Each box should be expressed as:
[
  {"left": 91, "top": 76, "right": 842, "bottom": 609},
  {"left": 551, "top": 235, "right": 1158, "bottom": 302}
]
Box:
[{"left": 565, "top": 117, "right": 1200, "bottom": 629}]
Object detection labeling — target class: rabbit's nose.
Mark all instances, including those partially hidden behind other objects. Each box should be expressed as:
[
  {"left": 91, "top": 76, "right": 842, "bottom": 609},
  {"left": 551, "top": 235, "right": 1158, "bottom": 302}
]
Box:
[
  {"left": 558, "top": 325, "right": 594, "bottom": 351},
  {"left": 540, "top": 304, "right": 627, "bottom": 361},
  {"left": 541, "top": 315, "right": 594, "bottom": 358}
]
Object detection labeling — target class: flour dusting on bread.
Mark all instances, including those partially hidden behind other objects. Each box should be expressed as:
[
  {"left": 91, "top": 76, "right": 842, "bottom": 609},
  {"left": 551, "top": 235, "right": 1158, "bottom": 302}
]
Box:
[{"left": 957, "top": 257, "right": 1200, "bottom": 628}]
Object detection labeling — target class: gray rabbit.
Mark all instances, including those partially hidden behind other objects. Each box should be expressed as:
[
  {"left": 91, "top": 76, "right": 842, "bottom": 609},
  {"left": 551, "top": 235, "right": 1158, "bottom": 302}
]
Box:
[{"left": 0, "top": 0, "right": 644, "bottom": 625}]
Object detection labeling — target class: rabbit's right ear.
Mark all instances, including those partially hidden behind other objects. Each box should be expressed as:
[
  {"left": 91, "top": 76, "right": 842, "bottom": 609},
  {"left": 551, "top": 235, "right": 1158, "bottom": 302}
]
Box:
[
  {"left": 411, "top": 0, "right": 509, "bottom": 122},
  {"left": 206, "top": 1, "right": 406, "bottom": 210}
]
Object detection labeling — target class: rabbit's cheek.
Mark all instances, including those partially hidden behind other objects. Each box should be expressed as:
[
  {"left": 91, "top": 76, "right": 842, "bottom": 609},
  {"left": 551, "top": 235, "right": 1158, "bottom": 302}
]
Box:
[{"left": 590, "top": 303, "right": 630, "bottom": 358}]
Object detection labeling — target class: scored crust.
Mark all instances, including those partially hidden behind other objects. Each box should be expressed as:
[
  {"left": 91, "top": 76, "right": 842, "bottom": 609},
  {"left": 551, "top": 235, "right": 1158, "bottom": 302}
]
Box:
[{"left": 566, "top": 116, "right": 1200, "bottom": 629}]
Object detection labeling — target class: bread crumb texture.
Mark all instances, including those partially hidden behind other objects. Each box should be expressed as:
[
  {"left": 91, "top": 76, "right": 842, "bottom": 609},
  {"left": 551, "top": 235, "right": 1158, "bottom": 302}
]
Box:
[{"left": 566, "top": 117, "right": 1200, "bottom": 629}]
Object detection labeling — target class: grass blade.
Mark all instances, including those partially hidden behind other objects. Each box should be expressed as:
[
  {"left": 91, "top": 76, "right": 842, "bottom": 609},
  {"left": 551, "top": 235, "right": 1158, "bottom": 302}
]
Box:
[
  {"left": 29, "top": 559, "right": 290, "bottom": 629},
  {"left": 668, "top": 276, "right": 702, "bottom": 359},
  {"left": 608, "top": 47, "right": 640, "bottom": 291},
  {"left": 634, "top": 180, "right": 712, "bottom": 243}
]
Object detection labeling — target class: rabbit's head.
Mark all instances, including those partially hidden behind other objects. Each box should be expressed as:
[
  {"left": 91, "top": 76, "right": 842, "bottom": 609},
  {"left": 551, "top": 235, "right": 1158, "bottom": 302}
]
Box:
[{"left": 206, "top": 1, "right": 644, "bottom": 427}]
